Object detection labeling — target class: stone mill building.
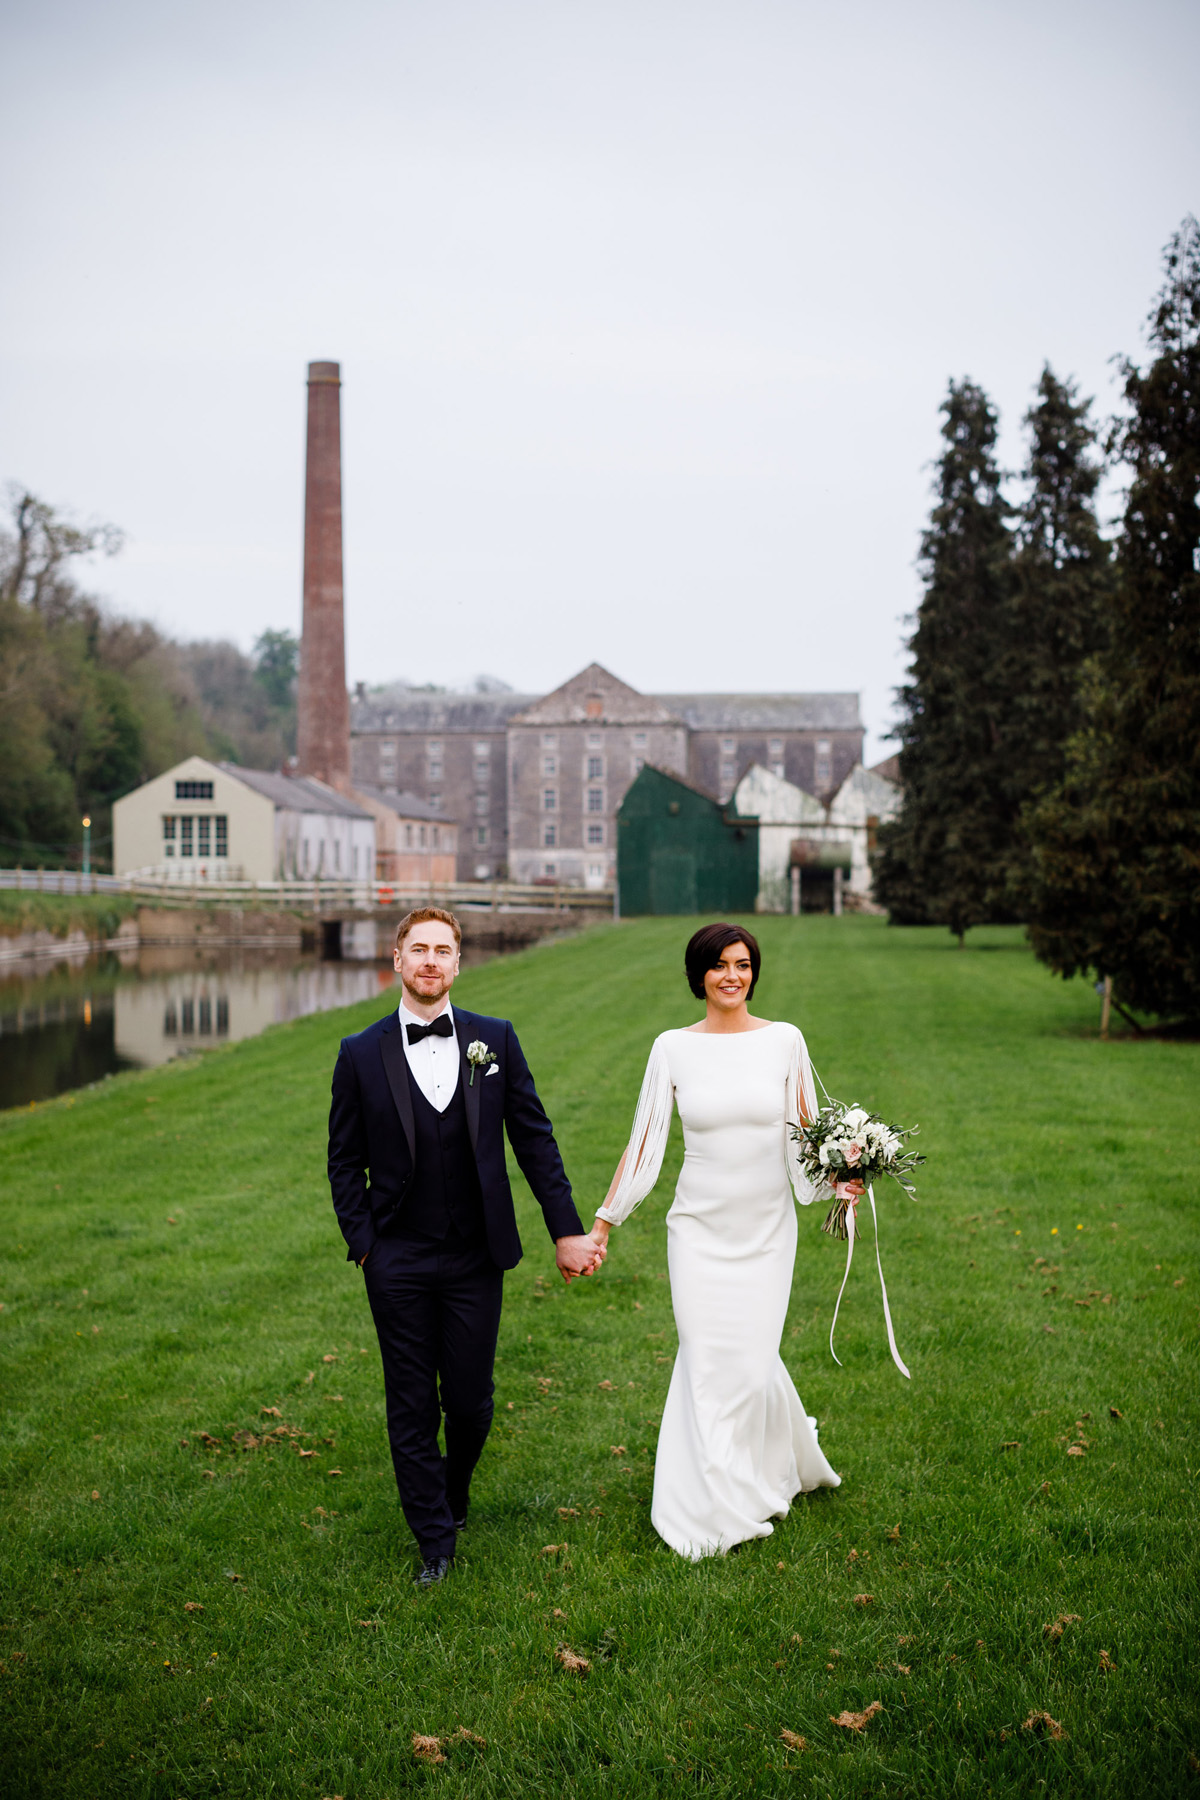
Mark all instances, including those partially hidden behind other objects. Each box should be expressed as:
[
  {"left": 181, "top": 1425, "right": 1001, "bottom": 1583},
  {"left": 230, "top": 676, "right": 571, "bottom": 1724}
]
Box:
[{"left": 350, "top": 661, "right": 865, "bottom": 887}]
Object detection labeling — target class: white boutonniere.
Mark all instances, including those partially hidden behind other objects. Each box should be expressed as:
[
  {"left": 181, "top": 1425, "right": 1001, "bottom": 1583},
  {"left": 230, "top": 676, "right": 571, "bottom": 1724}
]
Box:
[{"left": 466, "top": 1039, "right": 498, "bottom": 1086}]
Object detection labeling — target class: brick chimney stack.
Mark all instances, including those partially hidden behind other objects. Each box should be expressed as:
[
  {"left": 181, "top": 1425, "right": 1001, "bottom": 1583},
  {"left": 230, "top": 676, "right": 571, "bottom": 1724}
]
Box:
[{"left": 296, "top": 360, "right": 350, "bottom": 790}]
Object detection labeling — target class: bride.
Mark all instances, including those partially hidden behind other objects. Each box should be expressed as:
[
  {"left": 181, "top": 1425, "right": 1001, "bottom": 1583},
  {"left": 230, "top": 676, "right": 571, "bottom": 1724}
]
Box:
[{"left": 590, "top": 922, "right": 859, "bottom": 1560}]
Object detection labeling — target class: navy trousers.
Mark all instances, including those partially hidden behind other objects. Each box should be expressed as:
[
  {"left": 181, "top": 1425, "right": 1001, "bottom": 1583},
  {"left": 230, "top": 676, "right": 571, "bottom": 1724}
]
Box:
[{"left": 363, "top": 1231, "right": 504, "bottom": 1560}]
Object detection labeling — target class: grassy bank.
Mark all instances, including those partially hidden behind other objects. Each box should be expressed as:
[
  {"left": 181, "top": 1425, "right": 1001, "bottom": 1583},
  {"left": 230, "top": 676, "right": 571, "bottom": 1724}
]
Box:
[
  {"left": 0, "top": 890, "right": 139, "bottom": 942},
  {"left": 1, "top": 916, "right": 1197, "bottom": 1797}
]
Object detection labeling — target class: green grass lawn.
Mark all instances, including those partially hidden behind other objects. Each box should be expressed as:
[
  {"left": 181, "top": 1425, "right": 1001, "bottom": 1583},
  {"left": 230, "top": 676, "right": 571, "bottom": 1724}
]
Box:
[
  {"left": 0, "top": 890, "right": 140, "bottom": 942},
  {"left": 1, "top": 916, "right": 1197, "bottom": 1798}
]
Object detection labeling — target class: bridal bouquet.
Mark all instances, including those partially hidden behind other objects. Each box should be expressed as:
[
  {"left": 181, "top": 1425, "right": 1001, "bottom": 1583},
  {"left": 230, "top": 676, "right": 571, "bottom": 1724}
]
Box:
[{"left": 791, "top": 1103, "right": 924, "bottom": 1240}]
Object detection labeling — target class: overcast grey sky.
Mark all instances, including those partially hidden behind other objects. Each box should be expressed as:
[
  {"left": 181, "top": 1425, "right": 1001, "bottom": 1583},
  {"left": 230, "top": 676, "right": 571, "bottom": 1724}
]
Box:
[{"left": 2, "top": 0, "right": 1196, "bottom": 760}]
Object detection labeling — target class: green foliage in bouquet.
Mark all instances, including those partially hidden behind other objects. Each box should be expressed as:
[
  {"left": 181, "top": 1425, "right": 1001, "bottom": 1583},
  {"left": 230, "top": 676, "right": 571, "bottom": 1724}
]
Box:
[{"left": 791, "top": 1102, "right": 925, "bottom": 1240}]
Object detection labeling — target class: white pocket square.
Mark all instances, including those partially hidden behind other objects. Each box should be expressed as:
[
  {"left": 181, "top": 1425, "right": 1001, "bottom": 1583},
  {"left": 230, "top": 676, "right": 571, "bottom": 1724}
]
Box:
[{"left": 485, "top": 1062, "right": 500, "bottom": 1076}]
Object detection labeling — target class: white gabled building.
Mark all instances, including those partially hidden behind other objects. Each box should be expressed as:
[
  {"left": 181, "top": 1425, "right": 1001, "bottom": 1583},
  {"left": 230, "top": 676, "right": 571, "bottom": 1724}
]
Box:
[
  {"left": 826, "top": 762, "right": 903, "bottom": 895},
  {"left": 733, "top": 764, "right": 828, "bottom": 914},
  {"left": 734, "top": 760, "right": 901, "bottom": 912},
  {"left": 112, "top": 755, "right": 375, "bottom": 882}
]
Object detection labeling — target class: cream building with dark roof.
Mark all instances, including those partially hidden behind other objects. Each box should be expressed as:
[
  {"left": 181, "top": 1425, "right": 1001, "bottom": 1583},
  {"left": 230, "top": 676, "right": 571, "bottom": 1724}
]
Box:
[{"left": 112, "top": 756, "right": 375, "bottom": 882}]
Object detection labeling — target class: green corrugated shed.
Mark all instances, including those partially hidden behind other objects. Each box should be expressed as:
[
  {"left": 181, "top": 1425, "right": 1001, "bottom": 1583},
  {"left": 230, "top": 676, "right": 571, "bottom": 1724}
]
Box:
[{"left": 617, "top": 766, "right": 760, "bottom": 915}]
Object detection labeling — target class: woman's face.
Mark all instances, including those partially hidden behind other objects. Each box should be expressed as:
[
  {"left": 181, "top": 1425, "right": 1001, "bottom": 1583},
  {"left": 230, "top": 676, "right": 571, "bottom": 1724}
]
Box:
[{"left": 703, "top": 942, "right": 754, "bottom": 1011}]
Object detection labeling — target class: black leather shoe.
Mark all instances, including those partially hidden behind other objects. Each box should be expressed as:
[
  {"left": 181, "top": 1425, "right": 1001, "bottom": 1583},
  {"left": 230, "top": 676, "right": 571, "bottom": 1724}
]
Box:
[
  {"left": 449, "top": 1501, "right": 468, "bottom": 1532},
  {"left": 414, "top": 1554, "right": 454, "bottom": 1588}
]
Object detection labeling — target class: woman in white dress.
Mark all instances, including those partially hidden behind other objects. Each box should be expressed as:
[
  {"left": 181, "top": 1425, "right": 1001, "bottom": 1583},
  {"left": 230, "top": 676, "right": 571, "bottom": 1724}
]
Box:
[{"left": 589, "top": 923, "right": 861, "bottom": 1560}]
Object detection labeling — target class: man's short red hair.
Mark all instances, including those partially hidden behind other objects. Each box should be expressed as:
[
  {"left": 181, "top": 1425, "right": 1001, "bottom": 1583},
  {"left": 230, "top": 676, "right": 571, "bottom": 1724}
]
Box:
[{"left": 394, "top": 906, "right": 462, "bottom": 950}]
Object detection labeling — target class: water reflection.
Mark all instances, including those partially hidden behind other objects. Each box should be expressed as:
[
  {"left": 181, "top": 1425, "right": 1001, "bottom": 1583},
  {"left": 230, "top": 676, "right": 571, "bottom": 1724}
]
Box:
[{"left": 0, "top": 949, "right": 404, "bottom": 1110}]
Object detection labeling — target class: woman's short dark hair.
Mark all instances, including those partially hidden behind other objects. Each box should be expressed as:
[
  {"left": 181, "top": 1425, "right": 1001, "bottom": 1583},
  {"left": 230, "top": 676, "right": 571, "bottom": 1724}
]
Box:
[{"left": 684, "top": 923, "right": 762, "bottom": 1002}]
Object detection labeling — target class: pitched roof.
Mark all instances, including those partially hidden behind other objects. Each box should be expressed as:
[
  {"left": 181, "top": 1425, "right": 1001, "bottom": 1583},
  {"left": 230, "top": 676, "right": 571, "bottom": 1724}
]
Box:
[
  {"left": 652, "top": 692, "right": 862, "bottom": 732},
  {"left": 351, "top": 688, "right": 536, "bottom": 733},
  {"left": 619, "top": 762, "right": 755, "bottom": 816},
  {"left": 827, "top": 762, "right": 903, "bottom": 826},
  {"left": 352, "top": 784, "right": 451, "bottom": 823},
  {"left": 510, "top": 663, "right": 682, "bottom": 727},
  {"left": 734, "top": 764, "right": 826, "bottom": 825},
  {"left": 219, "top": 765, "right": 372, "bottom": 818}
]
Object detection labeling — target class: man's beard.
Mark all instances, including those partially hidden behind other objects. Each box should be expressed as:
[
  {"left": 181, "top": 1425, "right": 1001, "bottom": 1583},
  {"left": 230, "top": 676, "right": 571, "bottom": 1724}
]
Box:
[{"left": 402, "top": 972, "right": 451, "bottom": 1006}]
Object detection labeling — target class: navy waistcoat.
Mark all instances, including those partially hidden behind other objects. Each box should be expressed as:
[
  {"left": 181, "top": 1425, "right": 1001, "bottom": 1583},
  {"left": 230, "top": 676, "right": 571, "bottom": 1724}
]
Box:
[{"left": 396, "top": 1057, "right": 485, "bottom": 1241}]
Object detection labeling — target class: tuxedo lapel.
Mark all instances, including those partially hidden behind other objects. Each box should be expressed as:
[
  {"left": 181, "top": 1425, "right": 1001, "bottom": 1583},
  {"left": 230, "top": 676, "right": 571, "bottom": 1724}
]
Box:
[
  {"left": 379, "top": 1018, "right": 416, "bottom": 1163},
  {"left": 455, "top": 1009, "right": 482, "bottom": 1158}
]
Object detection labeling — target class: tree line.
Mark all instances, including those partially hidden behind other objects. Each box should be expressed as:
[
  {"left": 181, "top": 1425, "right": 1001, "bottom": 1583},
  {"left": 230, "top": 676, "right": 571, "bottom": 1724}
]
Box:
[
  {"left": 0, "top": 491, "right": 298, "bottom": 869},
  {"left": 875, "top": 216, "right": 1200, "bottom": 1026}
]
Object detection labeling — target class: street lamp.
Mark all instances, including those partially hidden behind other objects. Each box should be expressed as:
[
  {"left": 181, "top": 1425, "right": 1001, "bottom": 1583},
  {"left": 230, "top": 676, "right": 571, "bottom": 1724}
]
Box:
[{"left": 81, "top": 816, "right": 91, "bottom": 878}]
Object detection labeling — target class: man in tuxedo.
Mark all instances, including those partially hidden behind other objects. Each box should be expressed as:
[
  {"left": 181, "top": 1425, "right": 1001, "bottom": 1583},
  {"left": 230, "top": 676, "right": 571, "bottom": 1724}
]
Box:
[{"left": 327, "top": 906, "right": 603, "bottom": 1586}]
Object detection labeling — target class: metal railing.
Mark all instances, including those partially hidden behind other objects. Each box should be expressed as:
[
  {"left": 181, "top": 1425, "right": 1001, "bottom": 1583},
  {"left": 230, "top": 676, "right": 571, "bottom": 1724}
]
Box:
[{"left": 0, "top": 867, "right": 614, "bottom": 914}]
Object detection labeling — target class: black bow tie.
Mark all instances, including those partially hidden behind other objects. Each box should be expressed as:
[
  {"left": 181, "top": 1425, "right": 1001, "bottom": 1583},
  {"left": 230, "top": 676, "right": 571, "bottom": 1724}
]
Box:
[{"left": 406, "top": 1015, "right": 454, "bottom": 1045}]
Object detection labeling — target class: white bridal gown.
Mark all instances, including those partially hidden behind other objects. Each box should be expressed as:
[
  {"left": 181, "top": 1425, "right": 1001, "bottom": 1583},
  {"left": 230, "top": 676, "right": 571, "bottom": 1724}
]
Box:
[{"left": 597, "top": 1022, "right": 840, "bottom": 1560}]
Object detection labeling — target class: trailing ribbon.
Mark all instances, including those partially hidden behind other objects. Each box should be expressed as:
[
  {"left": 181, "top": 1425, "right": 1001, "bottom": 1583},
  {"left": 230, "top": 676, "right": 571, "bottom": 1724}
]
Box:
[{"left": 827, "top": 1181, "right": 911, "bottom": 1380}]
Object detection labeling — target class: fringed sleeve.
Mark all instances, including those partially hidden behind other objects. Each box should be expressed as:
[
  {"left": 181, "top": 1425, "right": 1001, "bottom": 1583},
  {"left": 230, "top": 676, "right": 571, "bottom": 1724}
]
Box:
[
  {"left": 595, "top": 1036, "right": 674, "bottom": 1226},
  {"left": 784, "top": 1024, "right": 823, "bottom": 1207}
]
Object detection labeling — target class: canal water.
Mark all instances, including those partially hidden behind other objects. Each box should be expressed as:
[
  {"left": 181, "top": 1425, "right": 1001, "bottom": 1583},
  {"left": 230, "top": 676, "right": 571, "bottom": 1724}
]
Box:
[{"left": 0, "top": 947, "right": 409, "bottom": 1111}]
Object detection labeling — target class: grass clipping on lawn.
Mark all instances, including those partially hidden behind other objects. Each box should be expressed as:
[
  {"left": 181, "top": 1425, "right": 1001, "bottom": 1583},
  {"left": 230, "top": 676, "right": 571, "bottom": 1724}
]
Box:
[{"left": 1, "top": 915, "right": 1198, "bottom": 1798}]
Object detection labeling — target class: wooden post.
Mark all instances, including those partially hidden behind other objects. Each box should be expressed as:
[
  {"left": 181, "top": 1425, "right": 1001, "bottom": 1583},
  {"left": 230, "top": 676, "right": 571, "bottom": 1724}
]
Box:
[
  {"left": 833, "top": 866, "right": 844, "bottom": 916},
  {"left": 790, "top": 865, "right": 800, "bottom": 917},
  {"left": 1100, "top": 975, "right": 1112, "bottom": 1040}
]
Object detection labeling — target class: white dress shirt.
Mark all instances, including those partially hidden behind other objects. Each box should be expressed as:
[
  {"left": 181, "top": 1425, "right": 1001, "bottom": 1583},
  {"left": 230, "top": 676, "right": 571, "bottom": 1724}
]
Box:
[{"left": 397, "top": 998, "right": 460, "bottom": 1113}]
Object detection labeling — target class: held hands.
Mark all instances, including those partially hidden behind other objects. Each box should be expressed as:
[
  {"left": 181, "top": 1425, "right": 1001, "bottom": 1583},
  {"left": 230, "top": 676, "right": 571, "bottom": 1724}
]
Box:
[{"left": 555, "top": 1230, "right": 609, "bottom": 1284}]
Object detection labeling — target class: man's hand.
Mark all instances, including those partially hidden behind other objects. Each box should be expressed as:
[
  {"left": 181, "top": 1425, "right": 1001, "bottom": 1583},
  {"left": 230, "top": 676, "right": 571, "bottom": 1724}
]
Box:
[{"left": 555, "top": 1232, "right": 607, "bottom": 1284}]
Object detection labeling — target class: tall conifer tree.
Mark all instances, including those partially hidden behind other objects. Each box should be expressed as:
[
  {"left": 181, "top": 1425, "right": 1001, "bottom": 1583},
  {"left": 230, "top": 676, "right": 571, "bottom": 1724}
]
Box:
[
  {"left": 1025, "top": 217, "right": 1200, "bottom": 1019},
  {"left": 874, "top": 378, "right": 1016, "bottom": 939},
  {"left": 1001, "top": 367, "right": 1113, "bottom": 907}
]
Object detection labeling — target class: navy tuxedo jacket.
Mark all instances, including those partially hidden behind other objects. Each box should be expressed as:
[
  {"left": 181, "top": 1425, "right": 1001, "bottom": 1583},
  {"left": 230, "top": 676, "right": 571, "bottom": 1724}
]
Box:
[{"left": 327, "top": 1005, "right": 584, "bottom": 1269}]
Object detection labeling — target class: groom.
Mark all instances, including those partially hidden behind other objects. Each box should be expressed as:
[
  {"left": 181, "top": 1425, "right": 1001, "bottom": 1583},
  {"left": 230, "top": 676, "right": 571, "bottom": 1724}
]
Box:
[{"left": 327, "top": 906, "right": 603, "bottom": 1586}]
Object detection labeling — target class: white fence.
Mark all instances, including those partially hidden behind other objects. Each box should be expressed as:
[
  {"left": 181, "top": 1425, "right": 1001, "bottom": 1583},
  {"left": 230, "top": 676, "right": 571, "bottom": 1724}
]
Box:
[
  {"left": 1, "top": 868, "right": 124, "bottom": 895},
  {"left": 0, "top": 867, "right": 614, "bottom": 914}
]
